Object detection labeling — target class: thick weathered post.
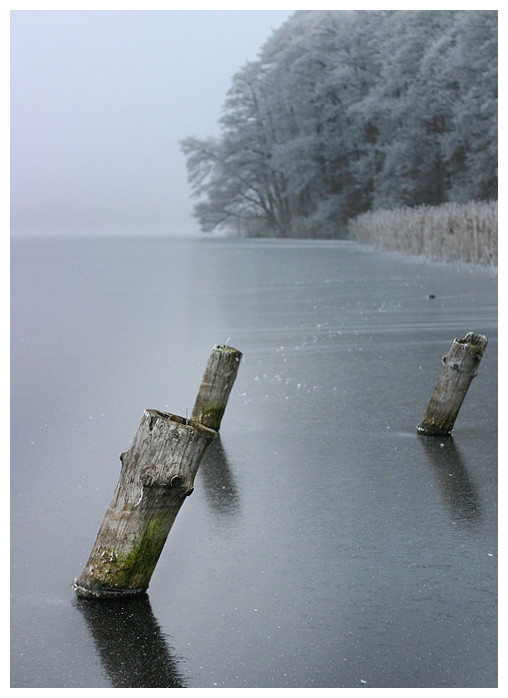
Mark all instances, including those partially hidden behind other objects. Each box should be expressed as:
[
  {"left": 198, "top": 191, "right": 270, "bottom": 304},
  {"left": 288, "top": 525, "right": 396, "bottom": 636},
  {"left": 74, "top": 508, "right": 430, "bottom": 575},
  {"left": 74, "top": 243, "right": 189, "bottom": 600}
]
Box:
[
  {"left": 417, "top": 332, "right": 488, "bottom": 436},
  {"left": 192, "top": 344, "right": 242, "bottom": 431},
  {"left": 72, "top": 410, "right": 216, "bottom": 598}
]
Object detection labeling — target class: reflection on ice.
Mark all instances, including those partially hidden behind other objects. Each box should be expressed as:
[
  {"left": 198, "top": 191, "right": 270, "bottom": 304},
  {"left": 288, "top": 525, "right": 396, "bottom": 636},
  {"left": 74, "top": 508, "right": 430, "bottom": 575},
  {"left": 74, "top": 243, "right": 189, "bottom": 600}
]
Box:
[
  {"left": 197, "top": 437, "right": 240, "bottom": 518},
  {"left": 419, "top": 436, "right": 481, "bottom": 525},
  {"left": 74, "top": 595, "right": 185, "bottom": 688}
]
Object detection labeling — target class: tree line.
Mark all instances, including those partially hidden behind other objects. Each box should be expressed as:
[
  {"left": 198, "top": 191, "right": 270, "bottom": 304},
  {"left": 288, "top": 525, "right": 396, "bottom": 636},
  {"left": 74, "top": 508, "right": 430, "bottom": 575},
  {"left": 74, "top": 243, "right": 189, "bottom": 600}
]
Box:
[{"left": 181, "top": 10, "right": 497, "bottom": 238}]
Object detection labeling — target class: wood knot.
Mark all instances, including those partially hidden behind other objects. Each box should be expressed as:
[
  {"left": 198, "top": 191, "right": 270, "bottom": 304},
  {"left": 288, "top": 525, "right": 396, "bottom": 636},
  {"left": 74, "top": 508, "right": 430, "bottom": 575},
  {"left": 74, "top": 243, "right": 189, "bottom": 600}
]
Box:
[{"left": 170, "top": 475, "right": 183, "bottom": 489}]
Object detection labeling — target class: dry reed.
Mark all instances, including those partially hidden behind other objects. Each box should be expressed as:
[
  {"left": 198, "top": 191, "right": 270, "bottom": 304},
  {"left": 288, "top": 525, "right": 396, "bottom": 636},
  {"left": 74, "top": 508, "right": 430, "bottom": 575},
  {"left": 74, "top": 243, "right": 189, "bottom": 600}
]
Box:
[{"left": 348, "top": 200, "right": 497, "bottom": 270}]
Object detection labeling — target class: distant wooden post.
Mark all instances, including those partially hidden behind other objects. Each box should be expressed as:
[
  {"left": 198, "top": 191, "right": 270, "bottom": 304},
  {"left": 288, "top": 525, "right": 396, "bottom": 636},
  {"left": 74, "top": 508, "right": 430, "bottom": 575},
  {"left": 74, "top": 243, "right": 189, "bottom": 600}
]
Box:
[
  {"left": 192, "top": 344, "right": 243, "bottom": 431},
  {"left": 72, "top": 410, "right": 216, "bottom": 598},
  {"left": 417, "top": 332, "right": 488, "bottom": 436}
]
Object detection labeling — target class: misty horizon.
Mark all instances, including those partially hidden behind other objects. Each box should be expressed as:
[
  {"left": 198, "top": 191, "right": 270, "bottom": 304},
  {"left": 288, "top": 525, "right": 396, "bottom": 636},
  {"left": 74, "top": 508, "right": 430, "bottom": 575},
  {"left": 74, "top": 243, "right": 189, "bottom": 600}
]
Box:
[{"left": 10, "top": 10, "right": 293, "bottom": 235}]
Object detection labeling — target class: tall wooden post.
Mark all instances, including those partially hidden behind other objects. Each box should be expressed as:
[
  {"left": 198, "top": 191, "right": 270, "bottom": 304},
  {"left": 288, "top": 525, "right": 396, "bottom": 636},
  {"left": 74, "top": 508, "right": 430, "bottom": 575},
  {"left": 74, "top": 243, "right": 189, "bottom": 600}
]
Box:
[
  {"left": 192, "top": 344, "right": 242, "bottom": 431},
  {"left": 72, "top": 410, "right": 216, "bottom": 598},
  {"left": 417, "top": 332, "right": 488, "bottom": 436}
]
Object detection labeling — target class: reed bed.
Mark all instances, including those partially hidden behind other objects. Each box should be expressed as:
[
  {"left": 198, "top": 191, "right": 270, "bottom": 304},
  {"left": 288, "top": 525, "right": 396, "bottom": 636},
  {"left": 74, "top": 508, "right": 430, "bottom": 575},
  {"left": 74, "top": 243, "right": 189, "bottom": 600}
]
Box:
[{"left": 348, "top": 200, "right": 498, "bottom": 269}]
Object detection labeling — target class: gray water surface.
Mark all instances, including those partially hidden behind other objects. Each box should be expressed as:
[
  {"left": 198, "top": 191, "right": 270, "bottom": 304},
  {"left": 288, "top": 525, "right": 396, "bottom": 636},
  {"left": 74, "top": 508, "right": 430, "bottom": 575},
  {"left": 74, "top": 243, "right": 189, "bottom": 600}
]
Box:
[{"left": 11, "top": 235, "right": 497, "bottom": 688}]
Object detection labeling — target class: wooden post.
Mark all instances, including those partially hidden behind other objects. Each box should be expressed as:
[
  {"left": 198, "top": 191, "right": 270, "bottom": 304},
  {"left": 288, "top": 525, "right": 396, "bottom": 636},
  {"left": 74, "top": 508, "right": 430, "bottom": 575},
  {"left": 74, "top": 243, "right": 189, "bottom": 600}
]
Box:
[
  {"left": 72, "top": 410, "right": 216, "bottom": 598},
  {"left": 417, "top": 332, "right": 488, "bottom": 436},
  {"left": 191, "top": 344, "right": 242, "bottom": 431}
]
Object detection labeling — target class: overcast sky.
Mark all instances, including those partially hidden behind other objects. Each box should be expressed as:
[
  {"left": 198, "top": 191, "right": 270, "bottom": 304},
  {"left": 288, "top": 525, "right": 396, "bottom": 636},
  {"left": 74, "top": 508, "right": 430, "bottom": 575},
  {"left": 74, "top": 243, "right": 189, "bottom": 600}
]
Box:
[{"left": 10, "top": 10, "right": 293, "bottom": 235}]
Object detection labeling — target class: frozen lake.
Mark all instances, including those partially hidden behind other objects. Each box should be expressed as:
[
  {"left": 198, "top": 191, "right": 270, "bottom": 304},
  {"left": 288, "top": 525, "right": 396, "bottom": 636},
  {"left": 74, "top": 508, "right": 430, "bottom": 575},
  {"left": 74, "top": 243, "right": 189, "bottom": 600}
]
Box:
[{"left": 11, "top": 234, "right": 497, "bottom": 688}]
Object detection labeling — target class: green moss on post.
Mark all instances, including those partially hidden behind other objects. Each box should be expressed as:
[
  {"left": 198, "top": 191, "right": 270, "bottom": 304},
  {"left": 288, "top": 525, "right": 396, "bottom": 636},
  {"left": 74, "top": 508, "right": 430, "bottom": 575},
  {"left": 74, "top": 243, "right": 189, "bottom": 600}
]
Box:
[
  {"left": 72, "top": 410, "right": 216, "bottom": 598},
  {"left": 417, "top": 332, "right": 488, "bottom": 436},
  {"left": 192, "top": 344, "right": 243, "bottom": 431}
]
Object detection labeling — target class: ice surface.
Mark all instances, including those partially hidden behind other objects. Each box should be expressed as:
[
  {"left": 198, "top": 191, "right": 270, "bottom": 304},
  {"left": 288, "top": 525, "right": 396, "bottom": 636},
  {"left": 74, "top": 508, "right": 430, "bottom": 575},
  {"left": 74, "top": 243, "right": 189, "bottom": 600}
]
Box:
[{"left": 11, "top": 234, "right": 497, "bottom": 688}]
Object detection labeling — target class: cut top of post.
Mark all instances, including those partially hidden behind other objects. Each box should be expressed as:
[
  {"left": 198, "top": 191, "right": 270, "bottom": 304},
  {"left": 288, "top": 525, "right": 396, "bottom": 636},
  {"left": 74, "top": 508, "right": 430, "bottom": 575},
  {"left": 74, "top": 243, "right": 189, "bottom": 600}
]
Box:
[
  {"left": 454, "top": 332, "right": 488, "bottom": 359},
  {"left": 213, "top": 343, "right": 243, "bottom": 357}
]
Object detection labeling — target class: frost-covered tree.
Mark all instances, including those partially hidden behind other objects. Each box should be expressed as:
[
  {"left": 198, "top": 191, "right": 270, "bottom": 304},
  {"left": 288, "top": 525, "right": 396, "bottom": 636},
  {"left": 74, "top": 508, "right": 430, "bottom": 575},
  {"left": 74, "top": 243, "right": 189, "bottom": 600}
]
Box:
[
  {"left": 440, "top": 11, "right": 498, "bottom": 202},
  {"left": 181, "top": 10, "right": 497, "bottom": 237},
  {"left": 181, "top": 60, "right": 292, "bottom": 235},
  {"left": 369, "top": 11, "right": 459, "bottom": 209}
]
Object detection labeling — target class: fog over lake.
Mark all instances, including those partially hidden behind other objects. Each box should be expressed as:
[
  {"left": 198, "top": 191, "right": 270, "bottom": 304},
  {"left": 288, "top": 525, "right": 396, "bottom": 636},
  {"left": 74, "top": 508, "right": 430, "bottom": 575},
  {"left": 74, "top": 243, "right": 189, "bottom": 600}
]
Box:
[{"left": 10, "top": 10, "right": 293, "bottom": 235}]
